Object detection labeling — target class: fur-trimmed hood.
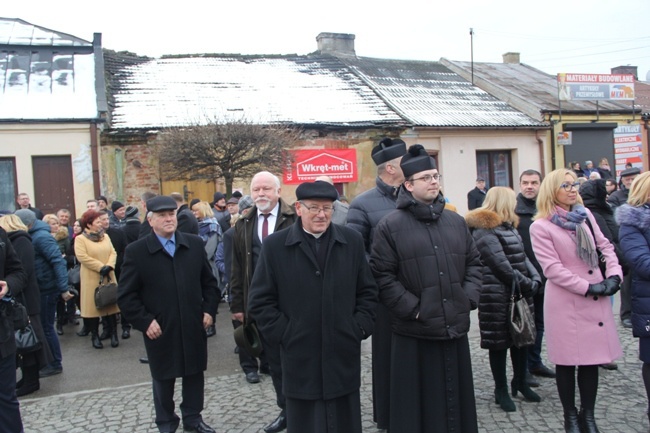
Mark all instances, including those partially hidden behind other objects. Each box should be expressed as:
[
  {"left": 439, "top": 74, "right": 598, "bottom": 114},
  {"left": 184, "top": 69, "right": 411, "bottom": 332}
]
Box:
[
  {"left": 616, "top": 204, "right": 650, "bottom": 231},
  {"left": 465, "top": 208, "right": 503, "bottom": 230}
]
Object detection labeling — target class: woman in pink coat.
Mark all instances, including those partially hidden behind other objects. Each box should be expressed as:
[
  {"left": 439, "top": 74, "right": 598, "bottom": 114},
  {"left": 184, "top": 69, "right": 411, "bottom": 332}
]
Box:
[{"left": 530, "top": 169, "right": 622, "bottom": 433}]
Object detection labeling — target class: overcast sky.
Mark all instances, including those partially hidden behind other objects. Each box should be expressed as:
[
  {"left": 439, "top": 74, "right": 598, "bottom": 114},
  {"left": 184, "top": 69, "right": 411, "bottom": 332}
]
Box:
[{"left": 4, "top": 0, "right": 650, "bottom": 80}]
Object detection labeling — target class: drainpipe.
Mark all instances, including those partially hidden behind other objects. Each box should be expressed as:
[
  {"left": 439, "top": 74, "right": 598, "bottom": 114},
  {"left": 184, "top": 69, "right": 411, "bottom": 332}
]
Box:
[
  {"left": 535, "top": 130, "right": 546, "bottom": 177},
  {"left": 115, "top": 148, "right": 124, "bottom": 201},
  {"left": 91, "top": 123, "right": 101, "bottom": 198}
]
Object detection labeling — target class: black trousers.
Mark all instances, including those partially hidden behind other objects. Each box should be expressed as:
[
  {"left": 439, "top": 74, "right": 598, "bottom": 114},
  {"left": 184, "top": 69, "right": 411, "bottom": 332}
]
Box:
[
  {"left": 152, "top": 371, "right": 204, "bottom": 432},
  {"left": 0, "top": 352, "right": 23, "bottom": 433}
]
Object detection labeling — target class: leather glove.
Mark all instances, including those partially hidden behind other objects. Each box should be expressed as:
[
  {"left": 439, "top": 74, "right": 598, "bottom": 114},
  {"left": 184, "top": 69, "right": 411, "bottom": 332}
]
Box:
[
  {"left": 602, "top": 276, "right": 622, "bottom": 296},
  {"left": 585, "top": 281, "right": 608, "bottom": 297},
  {"left": 99, "top": 266, "right": 113, "bottom": 277}
]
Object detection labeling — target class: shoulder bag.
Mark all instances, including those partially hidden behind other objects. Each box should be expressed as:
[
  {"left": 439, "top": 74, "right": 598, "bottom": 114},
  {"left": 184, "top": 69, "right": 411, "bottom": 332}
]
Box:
[
  {"left": 94, "top": 275, "right": 118, "bottom": 309},
  {"left": 15, "top": 321, "right": 41, "bottom": 353},
  {"left": 508, "top": 277, "right": 536, "bottom": 348},
  {"left": 68, "top": 257, "right": 81, "bottom": 286}
]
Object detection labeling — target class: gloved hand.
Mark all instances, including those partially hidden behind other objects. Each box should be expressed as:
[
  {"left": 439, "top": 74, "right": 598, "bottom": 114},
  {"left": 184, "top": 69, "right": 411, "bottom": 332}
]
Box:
[
  {"left": 585, "top": 281, "right": 607, "bottom": 297},
  {"left": 602, "top": 275, "right": 622, "bottom": 296},
  {"left": 99, "top": 266, "right": 113, "bottom": 277}
]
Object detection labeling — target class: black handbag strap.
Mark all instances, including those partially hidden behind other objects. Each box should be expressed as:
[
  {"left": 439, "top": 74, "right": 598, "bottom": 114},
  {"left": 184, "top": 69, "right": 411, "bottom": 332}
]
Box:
[
  {"left": 510, "top": 274, "right": 522, "bottom": 300},
  {"left": 584, "top": 218, "right": 600, "bottom": 251}
]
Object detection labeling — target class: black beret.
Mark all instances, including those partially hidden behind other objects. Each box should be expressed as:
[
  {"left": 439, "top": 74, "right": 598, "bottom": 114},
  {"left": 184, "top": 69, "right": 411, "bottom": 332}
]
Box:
[
  {"left": 232, "top": 191, "right": 243, "bottom": 198},
  {"left": 620, "top": 167, "right": 640, "bottom": 177},
  {"left": 97, "top": 195, "right": 108, "bottom": 203},
  {"left": 111, "top": 201, "right": 124, "bottom": 212},
  {"left": 146, "top": 196, "right": 177, "bottom": 213},
  {"left": 296, "top": 181, "right": 338, "bottom": 201},
  {"left": 371, "top": 138, "right": 407, "bottom": 166},
  {"left": 400, "top": 144, "right": 436, "bottom": 179},
  {"left": 124, "top": 206, "right": 139, "bottom": 218}
]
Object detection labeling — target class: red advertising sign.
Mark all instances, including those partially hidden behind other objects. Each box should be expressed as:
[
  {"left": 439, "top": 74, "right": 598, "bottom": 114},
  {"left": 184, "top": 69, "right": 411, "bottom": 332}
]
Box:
[{"left": 283, "top": 149, "right": 358, "bottom": 184}]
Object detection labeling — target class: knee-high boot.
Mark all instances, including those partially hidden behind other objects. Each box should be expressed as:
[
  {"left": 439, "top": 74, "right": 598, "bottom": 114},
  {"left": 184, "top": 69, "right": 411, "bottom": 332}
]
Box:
[
  {"left": 490, "top": 349, "right": 516, "bottom": 412},
  {"left": 16, "top": 361, "right": 40, "bottom": 397},
  {"left": 89, "top": 318, "right": 103, "bottom": 349},
  {"left": 108, "top": 314, "right": 119, "bottom": 348},
  {"left": 511, "top": 346, "right": 541, "bottom": 402}
]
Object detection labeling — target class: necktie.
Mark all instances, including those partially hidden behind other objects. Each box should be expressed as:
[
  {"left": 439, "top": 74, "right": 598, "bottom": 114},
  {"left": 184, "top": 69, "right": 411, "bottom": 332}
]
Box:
[
  {"left": 165, "top": 239, "right": 175, "bottom": 257},
  {"left": 262, "top": 214, "right": 270, "bottom": 240}
]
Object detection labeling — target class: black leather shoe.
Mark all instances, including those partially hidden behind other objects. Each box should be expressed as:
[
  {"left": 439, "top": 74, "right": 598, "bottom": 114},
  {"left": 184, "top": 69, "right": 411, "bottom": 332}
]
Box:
[
  {"left": 206, "top": 324, "right": 216, "bottom": 337},
  {"left": 39, "top": 366, "right": 62, "bottom": 378},
  {"left": 139, "top": 357, "right": 149, "bottom": 364},
  {"left": 183, "top": 420, "right": 216, "bottom": 433},
  {"left": 246, "top": 372, "right": 260, "bottom": 383},
  {"left": 122, "top": 328, "right": 131, "bottom": 339},
  {"left": 530, "top": 364, "right": 556, "bottom": 378},
  {"left": 16, "top": 381, "right": 40, "bottom": 397},
  {"left": 622, "top": 318, "right": 633, "bottom": 328},
  {"left": 264, "top": 413, "right": 287, "bottom": 433}
]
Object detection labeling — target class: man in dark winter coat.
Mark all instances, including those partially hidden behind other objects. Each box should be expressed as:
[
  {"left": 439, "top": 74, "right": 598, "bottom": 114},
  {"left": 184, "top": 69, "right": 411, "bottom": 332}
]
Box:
[
  {"left": 249, "top": 181, "right": 377, "bottom": 433},
  {"left": 515, "top": 170, "right": 556, "bottom": 383},
  {"left": 230, "top": 171, "right": 296, "bottom": 433},
  {"left": 15, "top": 193, "right": 43, "bottom": 220},
  {"left": 122, "top": 206, "right": 142, "bottom": 244},
  {"left": 0, "top": 227, "right": 27, "bottom": 432},
  {"left": 467, "top": 177, "right": 488, "bottom": 210},
  {"left": 346, "top": 136, "right": 406, "bottom": 430},
  {"left": 171, "top": 192, "right": 199, "bottom": 235},
  {"left": 118, "top": 196, "right": 219, "bottom": 433},
  {"left": 370, "top": 144, "right": 482, "bottom": 433}
]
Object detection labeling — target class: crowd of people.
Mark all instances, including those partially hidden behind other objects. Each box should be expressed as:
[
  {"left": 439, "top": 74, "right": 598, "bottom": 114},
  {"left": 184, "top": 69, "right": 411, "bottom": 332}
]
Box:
[{"left": 0, "top": 141, "right": 648, "bottom": 433}]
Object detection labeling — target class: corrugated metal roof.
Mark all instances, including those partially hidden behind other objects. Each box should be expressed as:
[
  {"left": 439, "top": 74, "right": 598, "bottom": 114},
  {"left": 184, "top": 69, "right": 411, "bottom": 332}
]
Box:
[
  {"left": 0, "top": 18, "right": 91, "bottom": 47},
  {"left": 341, "top": 57, "right": 545, "bottom": 127},
  {"left": 443, "top": 60, "right": 633, "bottom": 113},
  {"left": 109, "top": 55, "right": 405, "bottom": 129}
]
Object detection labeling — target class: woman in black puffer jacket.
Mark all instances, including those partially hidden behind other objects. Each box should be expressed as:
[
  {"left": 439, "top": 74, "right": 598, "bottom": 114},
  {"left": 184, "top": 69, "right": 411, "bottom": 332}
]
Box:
[{"left": 466, "top": 187, "right": 542, "bottom": 413}]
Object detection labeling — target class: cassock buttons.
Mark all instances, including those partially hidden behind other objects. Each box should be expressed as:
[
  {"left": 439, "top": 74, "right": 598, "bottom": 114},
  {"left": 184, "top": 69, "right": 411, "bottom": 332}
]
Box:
[{"left": 598, "top": 322, "right": 604, "bottom": 327}]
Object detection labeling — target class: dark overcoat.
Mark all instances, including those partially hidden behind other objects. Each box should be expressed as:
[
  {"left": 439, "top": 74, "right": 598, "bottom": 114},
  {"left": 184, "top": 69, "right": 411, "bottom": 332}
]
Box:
[
  {"left": 117, "top": 230, "right": 219, "bottom": 380},
  {"left": 248, "top": 220, "right": 377, "bottom": 400},
  {"left": 0, "top": 228, "right": 27, "bottom": 358}
]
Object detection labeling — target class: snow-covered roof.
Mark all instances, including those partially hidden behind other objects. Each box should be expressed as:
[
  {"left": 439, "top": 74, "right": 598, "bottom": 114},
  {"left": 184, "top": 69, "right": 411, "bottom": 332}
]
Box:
[
  {"left": 109, "top": 54, "right": 405, "bottom": 129},
  {"left": 0, "top": 18, "right": 101, "bottom": 120}
]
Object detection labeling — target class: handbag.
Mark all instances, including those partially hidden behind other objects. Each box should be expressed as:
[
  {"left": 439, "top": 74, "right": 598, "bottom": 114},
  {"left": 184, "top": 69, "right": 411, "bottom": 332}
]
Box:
[
  {"left": 68, "top": 258, "right": 81, "bottom": 286},
  {"left": 15, "top": 322, "right": 41, "bottom": 353},
  {"left": 9, "top": 298, "right": 28, "bottom": 330},
  {"left": 94, "top": 275, "right": 118, "bottom": 309},
  {"left": 508, "top": 277, "right": 536, "bottom": 348}
]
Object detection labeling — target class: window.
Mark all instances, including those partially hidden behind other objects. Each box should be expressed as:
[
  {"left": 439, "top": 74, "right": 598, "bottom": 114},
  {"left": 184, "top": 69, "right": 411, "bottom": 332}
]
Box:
[
  {"left": 0, "top": 159, "right": 17, "bottom": 212},
  {"left": 476, "top": 151, "right": 512, "bottom": 188}
]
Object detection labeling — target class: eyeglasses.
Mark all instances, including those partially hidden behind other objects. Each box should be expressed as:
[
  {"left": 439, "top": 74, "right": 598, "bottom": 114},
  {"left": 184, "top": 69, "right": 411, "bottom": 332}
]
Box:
[
  {"left": 409, "top": 173, "right": 442, "bottom": 183},
  {"left": 560, "top": 182, "right": 580, "bottom": 191},
  {"left": 299, "top": 202, "right": 334, "bottom": 215}
]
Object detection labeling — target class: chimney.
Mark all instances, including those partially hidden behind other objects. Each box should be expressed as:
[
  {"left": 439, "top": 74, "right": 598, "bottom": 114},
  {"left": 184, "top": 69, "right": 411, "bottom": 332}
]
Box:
[
  {"left": 316, "top": 33, "right": 356, "bottom": 56},
  {"left": 502, "top": 52, "right": 520, "bottom": 64},
  {"left": 611, "top": 65, "right": 638, "bottom": 80}
]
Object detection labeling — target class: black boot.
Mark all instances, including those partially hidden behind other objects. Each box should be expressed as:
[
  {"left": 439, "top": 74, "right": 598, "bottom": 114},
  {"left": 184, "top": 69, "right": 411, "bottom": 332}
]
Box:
[
  {"left": 16, "top": 363, "right": 40, "bottom": 397},
  {"left": 563, "top": 407, "right": 580, "bottom": 433},
  {"left": 91, "top": 332, "right": 103, "bottom": 349},
  {"left": 511, "top": 347, "right": 541, "bottom": 402},
  {"left": 99, "top": 316, "right": 111, "bottom": 341},
  {"left": 490, "top": 349, "right": 516, "bottom": 412},
  {"left": 108, "top": 314, "right": 119, "bottom": 347},
  {"left": 578, "top": 408, "right": 600, "bottom": 433},
  {"left": 76, "top": 318, "right": 89, "bottom": 337}
]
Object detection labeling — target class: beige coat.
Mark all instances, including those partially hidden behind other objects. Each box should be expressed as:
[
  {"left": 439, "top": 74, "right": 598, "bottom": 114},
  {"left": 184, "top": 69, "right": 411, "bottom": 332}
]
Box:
[{"left": 74, "top": 233, "right": 119, "bottom": 318}]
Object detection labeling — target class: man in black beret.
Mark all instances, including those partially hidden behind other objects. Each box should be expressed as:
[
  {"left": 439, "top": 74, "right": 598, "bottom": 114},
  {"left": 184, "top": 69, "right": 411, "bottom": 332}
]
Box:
[
  {"left": 118, "top": 195, "right": 219, "bottom": 433},
  {"left": 369, "top": 144, "right": 482, "bottom": 432},
  {"left": 248, "top": 181, "right": 377, "bottom": 433},
  {"left": 346, "top": 136, "right": 406, "bottom": 430}
]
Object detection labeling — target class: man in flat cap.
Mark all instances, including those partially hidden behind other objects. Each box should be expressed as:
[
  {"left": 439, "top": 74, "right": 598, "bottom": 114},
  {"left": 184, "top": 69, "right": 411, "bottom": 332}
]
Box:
[
  {"left": 230, "top": 171, "right": 296, "bottom": 433},
  {"left": 608, "top": 166, "right": 641, "bottom": 329},
  {"left": 370, "top": 144, "right": 482, "bottom": 433},
  {"left": 346, "top": 136, "right": 406, "bottom": 430},
  {"left": 249, "top": 181, "right": 377, "bottom": 433},
  {"left": 467, "top": 177, "right": 488, "bottom": 210},
  {"left": 118, "top": 195, "right": 220, "bottom": 433}
]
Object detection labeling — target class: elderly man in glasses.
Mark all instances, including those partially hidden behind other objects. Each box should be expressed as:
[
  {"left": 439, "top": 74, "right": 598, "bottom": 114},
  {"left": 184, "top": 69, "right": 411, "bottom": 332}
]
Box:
[
  {"left": 248, "top": 181, "right": 377, "bottom": 433},
  {"left": 370, "top": 144, "right": 483, "bottom": 433}
]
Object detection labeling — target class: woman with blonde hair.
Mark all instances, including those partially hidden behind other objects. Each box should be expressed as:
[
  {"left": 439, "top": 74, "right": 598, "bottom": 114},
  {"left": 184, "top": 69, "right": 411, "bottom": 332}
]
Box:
[
  {"left": 465, "top": 187, "right": 542, "bottom": 412},
  {"left": 616, "top": 171, "right": 650, "bottom": 426},
  {"left": 0, "top": 214, "right": 53, "bottom": 396},
  {"left": 531, "top": 169, "right": 622, "bottom": 433}
]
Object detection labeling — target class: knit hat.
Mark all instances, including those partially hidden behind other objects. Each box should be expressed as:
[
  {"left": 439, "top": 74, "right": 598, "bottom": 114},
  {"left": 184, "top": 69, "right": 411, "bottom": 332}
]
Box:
[
  {"left": 371, "top": 138, "right": 407, "bottom": 166},
  {"left": 213, "top": 192, "right": 226, "bottom": 203},
  {"left": 232, "top": 191, "right": 243, "bottom": 198},
  {"left": 15, "top": 209, "right": 36, "bottom": 227},
  {"left": 124, "top": 206, "right": 139, "bottom": 218},
  {"left": 400, "top": 144, "right": 437, "bottom": 179},
  {"left": 111, "top": 201, "right": 125, "bottom": 212},
  {"left": 238, "top": 195, "right": 254, "bottom": 213}
]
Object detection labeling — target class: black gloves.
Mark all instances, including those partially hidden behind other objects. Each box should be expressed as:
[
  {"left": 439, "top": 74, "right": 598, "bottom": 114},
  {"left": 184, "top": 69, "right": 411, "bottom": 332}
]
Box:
[
  {"left": 99, "top": 266, "right": 113, "bottom": 277},
  {"left": 585, "top": 276, "right": 621, "bottom": 297}
]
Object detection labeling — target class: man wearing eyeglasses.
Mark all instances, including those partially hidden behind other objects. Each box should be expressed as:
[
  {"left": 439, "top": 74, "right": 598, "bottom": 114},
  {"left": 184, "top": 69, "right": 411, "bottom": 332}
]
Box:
[
  {"left": 230, "top": 171, "right": 296, "bottom": 433},
  {"left": 248, "top": 181, "right": 377, "bottom": 433},
  {"left": 370, "top": 144, "right": 482, "bottom": 433}
]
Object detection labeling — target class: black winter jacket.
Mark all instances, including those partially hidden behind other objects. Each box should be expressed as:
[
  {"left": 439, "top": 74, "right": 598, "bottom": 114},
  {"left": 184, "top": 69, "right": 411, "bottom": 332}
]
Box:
[
  {"left": 465, "top": 209, "right": 541, "bottom": 350},
  {"left": 370, "top": 189, "right": 482, "bottom": 340}
]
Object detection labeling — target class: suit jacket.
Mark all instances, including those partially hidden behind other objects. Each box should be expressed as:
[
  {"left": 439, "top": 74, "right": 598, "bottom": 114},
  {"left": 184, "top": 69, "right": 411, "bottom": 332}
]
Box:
[{"left": 118, "top": 230, "right": 219, "bottom": 380}]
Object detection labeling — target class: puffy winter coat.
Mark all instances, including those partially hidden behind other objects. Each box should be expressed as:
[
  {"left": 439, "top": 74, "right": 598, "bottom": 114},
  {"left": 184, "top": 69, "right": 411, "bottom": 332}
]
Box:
[
  {"left": 465, "top": 209, "right": 541, "bottom": 350},
  {"left": 617, "top": 204, "right": 650, "bottom": 338},
  {"left": 29, "top": 220, "right": 68, "bottom": 296},
  {"left": 370, "top": 189, "right": 482, "bottom": 340}
]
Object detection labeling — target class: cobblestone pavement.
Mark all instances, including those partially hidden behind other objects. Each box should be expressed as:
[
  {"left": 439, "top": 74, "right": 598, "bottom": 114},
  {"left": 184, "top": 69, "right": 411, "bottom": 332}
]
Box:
[{"left": 19, "top": 320, "right": 648, "bottom": 433}]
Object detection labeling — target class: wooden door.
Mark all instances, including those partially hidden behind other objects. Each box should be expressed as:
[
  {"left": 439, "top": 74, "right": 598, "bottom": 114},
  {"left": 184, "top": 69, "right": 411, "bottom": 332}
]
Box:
[
  {"left": 33, "top": 155, "right": 76, "bottom": 219},
  {"left": 161, "top": 179, "right": 216, "bottom": 204}
]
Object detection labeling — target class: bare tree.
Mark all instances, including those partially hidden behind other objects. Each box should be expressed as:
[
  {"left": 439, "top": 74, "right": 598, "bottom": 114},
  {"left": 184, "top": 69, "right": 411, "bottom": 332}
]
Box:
[{"left": 156, "top": 119, "right": 301, "bottom": 195}]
